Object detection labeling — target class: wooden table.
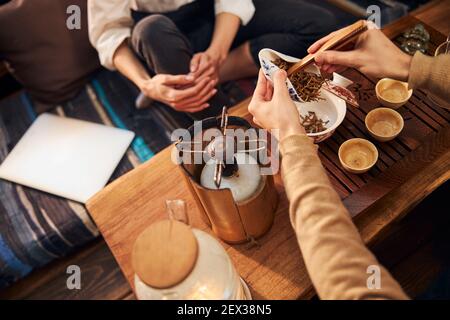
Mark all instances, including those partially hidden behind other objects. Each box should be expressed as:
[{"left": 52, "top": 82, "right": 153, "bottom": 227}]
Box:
[{"left": 87, "top": 16, "right": 450, "bottom": 300}]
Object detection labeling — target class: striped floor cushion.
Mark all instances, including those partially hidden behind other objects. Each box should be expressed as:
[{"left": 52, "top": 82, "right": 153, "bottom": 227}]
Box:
[{"left": 0, "top": 69, "right": 252, "bottom": 289}]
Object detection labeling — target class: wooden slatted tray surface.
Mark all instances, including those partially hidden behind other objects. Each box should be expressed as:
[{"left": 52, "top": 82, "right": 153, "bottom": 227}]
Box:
[
  {"left": 327, "top": 16, "right": 449, "bottom": 215},
  {"left": 318, "top": 67, "right": 449, "bottom": 203}
]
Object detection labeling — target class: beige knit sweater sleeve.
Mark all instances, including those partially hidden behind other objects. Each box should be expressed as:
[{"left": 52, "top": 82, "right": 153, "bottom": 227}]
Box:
[
  {"left": 279, "top": 134, "right": 408, "bottom": 300},
  {"left": 408, "top": 51, "right": 450, "bottom": 102}
]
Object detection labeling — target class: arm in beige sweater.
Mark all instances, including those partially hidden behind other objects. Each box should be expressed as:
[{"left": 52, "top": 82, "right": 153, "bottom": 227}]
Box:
[
  {"left": 280, "top": 134, "right": 408, "bottom": 300},
  {"left": 408, "top": 51, "right": 450, "bottom": 103}
]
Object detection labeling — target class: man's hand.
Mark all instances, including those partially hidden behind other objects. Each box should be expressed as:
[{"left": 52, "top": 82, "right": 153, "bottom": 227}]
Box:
[
  {"left": 112, "top": 41, "right": 217, "bottom": 112},
  {"left": 140, "top": 74, "right": 217, "bottom": 113},
  {"left": 309, "top": 25, "right": 412, "bottom": 81},
  {"left": 190, "top": 50, "right": 223, "bottom": 85},
  {"left": 248, "top": 69, "right": 306, "bottom": 141},
  {"left": 189, "top": 12, "right": 240, "bottom": 84}
]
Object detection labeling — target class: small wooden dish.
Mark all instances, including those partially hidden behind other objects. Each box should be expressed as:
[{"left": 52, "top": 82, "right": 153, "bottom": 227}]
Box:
[
  {"left": 365, "top": 108, "right": 404, "bottom": 142},
  {"left": 338, "top": 138, "right": 378, "bottom": 174},
  {"left": 375, "top": 78, "right": 413, "bottom": 109}
]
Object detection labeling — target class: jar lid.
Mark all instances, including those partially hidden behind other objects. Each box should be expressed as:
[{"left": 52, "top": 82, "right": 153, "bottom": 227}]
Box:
[{"left": 132, "top": 220, "right": 198, "bottom": 289}]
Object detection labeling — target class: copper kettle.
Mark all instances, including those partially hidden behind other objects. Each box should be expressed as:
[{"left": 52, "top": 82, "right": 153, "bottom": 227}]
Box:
[{"left": 175, "top": 108, "right": 278, "bottom": 244}]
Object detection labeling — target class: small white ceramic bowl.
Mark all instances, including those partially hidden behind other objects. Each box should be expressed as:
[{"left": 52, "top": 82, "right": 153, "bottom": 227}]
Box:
[
  {"left": 294, "top": 89, "right": 347, "bottom": 143},
  {"left": 258, "top": 49, "right": 347, "bottom": 143}
]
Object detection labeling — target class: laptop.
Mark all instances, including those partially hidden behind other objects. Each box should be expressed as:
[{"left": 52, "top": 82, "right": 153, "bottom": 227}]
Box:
[{"left": 0, "top": 113, "right": 135, "bottom": 203}]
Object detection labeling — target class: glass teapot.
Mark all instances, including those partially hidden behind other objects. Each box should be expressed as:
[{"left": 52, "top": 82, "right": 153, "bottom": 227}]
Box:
[{"left": 132, "top": 200, "right": 251, "bottom": 300}]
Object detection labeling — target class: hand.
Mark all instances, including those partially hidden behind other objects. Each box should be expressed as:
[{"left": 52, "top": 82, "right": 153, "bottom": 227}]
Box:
[
  {"left": 190, "top": 49, "right": 224, "bottom": 84},
  {"left": 308, "top": 25, "right": 413, "bottom": 81},
  {"left": 140, "top": 74, "right": 217, "bottom": 113},
  {"left": 248, "top": 69, "right": 306, "bottom": 141}
]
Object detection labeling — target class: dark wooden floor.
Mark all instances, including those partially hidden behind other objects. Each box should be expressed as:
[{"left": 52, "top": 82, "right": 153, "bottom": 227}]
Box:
[{"left": 1, "top": 0, "right": 449, "bottom": 300}]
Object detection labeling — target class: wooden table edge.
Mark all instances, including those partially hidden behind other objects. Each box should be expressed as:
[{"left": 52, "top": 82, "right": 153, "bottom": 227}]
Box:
[{"left": 354, "top": 127, "right": 450, "bottom": 245}]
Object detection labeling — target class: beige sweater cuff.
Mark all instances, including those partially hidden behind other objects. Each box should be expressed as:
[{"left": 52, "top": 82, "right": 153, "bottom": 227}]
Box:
[
  {"left": 408, "top": 51, "right": 435, "bottom": 90},
  {"left": 408, "top": 51, "right": 450, "bottom": 102}
]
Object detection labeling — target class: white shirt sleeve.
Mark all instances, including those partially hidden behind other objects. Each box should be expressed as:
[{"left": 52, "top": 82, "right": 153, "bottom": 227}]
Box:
[
  {"left": 215, "top": 0, "right": 255, "bottom": 25},
  {"left": 87, "top": 0, "right": 134, "bottom": 70}
]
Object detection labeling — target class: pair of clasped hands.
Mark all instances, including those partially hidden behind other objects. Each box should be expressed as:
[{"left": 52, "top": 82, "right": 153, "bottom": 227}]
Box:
[
  {"left": 140, "top": 50, "right": 223, "bottom": 113},
  {"left": 249, "top": 25, "right": 413, "bottom": 141}
]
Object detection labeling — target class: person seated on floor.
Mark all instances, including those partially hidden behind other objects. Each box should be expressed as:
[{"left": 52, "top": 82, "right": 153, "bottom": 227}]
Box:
[
  {"left": 0, "top": 0, "right": 100, "bottom": 112},
  {"left": 247, "top": 25, "right": 450, "bottom": 300},
  {"left": 87, "top": 0, "right": 337, "bottom": 118}
]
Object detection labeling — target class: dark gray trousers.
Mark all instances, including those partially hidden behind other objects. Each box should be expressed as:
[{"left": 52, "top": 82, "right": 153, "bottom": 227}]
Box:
[{"left": 130, "top": 0, "right": 337, "bottom": 120}]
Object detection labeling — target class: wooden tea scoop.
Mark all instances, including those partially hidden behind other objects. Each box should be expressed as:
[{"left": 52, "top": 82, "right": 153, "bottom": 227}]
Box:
[{"left": 287, "top": 20, "right": 368, "bottom": 76}]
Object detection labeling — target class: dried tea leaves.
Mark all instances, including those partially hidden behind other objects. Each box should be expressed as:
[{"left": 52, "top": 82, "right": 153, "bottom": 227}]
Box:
[
  {"left": 290, "top": 72, "right": 326, "bottom": 103},
  {"left": 300, "top": 111, "right": 329, "bottom": 134},
  {"left": 272, "top": 58, "right": 326, "bottom": 103},
  {"left": 272, "top": 58, "right": 292, "bottom": 72}
]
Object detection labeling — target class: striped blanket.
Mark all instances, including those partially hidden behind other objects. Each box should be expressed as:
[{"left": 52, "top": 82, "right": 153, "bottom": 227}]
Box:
[{"left": 0, "top": 69, "right": 252, "bottom": 288}]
